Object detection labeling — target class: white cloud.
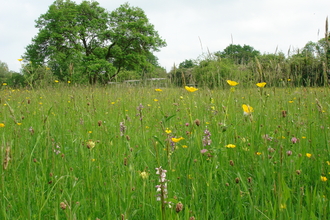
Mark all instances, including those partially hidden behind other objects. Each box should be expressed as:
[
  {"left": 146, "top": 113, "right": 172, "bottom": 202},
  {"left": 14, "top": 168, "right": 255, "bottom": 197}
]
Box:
[{"left": 0, "top": 0, "right": 329, "bottom": 73}]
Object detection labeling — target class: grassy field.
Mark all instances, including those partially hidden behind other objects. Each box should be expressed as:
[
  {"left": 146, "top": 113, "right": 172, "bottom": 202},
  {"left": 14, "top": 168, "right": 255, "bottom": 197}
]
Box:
[{"left": 0, "top": 83, "right": 329, "bottom": 219}]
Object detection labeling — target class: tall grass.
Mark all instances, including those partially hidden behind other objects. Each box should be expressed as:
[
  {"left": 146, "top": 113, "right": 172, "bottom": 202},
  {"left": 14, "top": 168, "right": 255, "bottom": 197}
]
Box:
[{"left": 0, "top": 83, "right": 329, "bottom": 219}]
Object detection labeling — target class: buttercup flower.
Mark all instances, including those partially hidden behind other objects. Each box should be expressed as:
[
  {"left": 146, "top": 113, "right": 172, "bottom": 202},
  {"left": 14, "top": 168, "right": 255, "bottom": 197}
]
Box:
[
  {"left": 242, "top": 104, "right": 253, "bottom": 115},
  {"left": 171, "top": 137, "right": 184, "bottom": 143},
  {"left": 2, "top": 83, "right": 7, "bottom": 86},
  {"left": 155, "top": 88, "right": 163, "bottom": 92},
  {"left": 256, "top": 82, "right": 266, "bottom": 88},
  {"left": 185, "top": 86, "right": 198, "bottom": 92},
  {"left": 321, "top": 176, "right": 328, "bottom": 182},
  {"left": 225, "top": 144, "right": 236, "bottom": 148},
  {"left": 54, "top": 80, "right": 59, "bottom": 83},
  {"left": 0, "top": 123, "right": 5, "bottom": 127},
  {"left": 17, "top": 59, "right": 23, "bottom": 62},
  {"left": 165, "top": 128, "right": 172, "bottom": 134},
  {"left": 226, "top": 80, "right": 239, "bottom": 86},
  {"left": 306, "top": 153, "right": 312, "bottom": 158}
]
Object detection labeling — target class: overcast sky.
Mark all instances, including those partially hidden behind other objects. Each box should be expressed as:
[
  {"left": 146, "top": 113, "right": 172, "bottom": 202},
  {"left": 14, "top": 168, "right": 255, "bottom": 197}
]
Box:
[{"left": 1, "top": 0, "right": 329, "bottom": 72}]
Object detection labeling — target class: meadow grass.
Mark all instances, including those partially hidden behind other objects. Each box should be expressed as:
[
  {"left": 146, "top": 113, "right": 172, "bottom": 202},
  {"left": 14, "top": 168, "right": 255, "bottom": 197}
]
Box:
[{"left": 0, "top": 83, "right": 329, "bottom": 219}]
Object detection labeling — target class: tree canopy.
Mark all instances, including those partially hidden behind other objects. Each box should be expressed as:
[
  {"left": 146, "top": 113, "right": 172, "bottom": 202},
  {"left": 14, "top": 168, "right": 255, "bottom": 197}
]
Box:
[
  {"left": 215, "top": 44, "right": 260, "bottom": 64},
  {"left": 23, "top": 0, "right": 166, "bottom": 84}
]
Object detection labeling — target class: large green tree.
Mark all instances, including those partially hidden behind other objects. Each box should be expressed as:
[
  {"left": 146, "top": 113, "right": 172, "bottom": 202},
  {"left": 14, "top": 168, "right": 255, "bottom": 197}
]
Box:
[
  {"left": 215, "top": 44, "right": 260, "bottom": 65},
  {"left": 24, "top": 0, "right": 166, "bottom": 84}
]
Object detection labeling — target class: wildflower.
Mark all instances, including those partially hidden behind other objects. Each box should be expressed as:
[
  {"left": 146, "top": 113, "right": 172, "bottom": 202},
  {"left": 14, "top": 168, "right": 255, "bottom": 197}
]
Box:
[
  {"left": 200, "top": 149, "right": 208, "bottom": 154},
  {"left": 165, "top": 128, "right": 172, "bottom": 134},
  {"left": 288, "top": 101, "right": 294, "bottom": 103},
  {"left": 321, "top": 176, "right": 328, "bottom": 182},
  {"left": 171, "top": 137, "right": 184, "bottom": 143},
  {"left": 155, "top": 166, "right": 169, "bottom": 202},
  {"left": 306, "top": 153, "right": 312, "bottom": 158},
  {"left": 88, "top": 131, "right": 92, "bottom": 134},
  {"left": 291, "top": 137, "right": 299, "bottom": 144},
  {"left": 67, "top": 81, "right": 71, "bottom": 83},
  {"left": 60, "top": 202, "right": 67, "bottom": 210},
  {"left": 154, "top": 99, "right": 158, "bottom": 102},
  {"left": 54, "top": 80, "right": 59, "bottom": 83},
  {"left": 202, "top": 129, "right": 212, "bottom": 146},
  {"left": 0, "top": 123, "right": 5, "bottom": 128},
  {"left": 327, "top": 161, "right": 330, "bottom": 165},
  {"left": 182, "top": 145, "right": 188, "bottom": 148},
  {"left": 280, "top": 204, "right": 286, "bottom": 209},
  {"left": 2, "top": 83, "right": 7, "bottom": 86},
  {"left": 242, "top": 104, "right": 253, "bottom": 115},
  {"left": 256, "top": 152, "right": 262, "bottom": 155},
  {"left": 226, "top": 80, "right": 239, "bottom": 86},
  {"left": 17, "top": 59, "right": 23, "bottom": 62},
  {"left": 185, "top": 86, "right": 198, "bottom": 92},
  {"left": 225, "top": 144, "right": 236, "bottom": 148},
  {"left": 176, "top": 202, "right": 183, "bottom": 213},
  {"left": 155, "top": 89, "right": 163, "bottom": 92},
  {"left": 140, "top": 171, "right": 149, "bottom": 179},
  {"left": 120, "top": 122, "right": 126, "bottom": 136},
  {"left": 287, "top": 79, "right": 291, "bottom": 81},
  {"left": 256, "top": 82, "right": 266, "bottom": 88},
  {"left": 17, "top": 123, "right": 22, "bottom": 126},
  {"left": 86, "top": 140, "right": 95, "bottom": 149},
  {"left": 286, "top": 151, "right": 292, "bottom": 156},
  {"left": 180, "top": 96, "right": 184, "bottom": 99}
]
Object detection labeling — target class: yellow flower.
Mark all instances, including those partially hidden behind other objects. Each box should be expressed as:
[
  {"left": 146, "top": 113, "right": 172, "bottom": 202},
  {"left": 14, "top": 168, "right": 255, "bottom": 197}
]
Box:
[
  {"left": 182, "top": 145, "right": 188, "bottom": 148},
  {"left": 0, "top": 123, "right": 5, "bottom": 128},
  {"left": 256, "top": 152, "right": 262, "bottom": 155},
  {"left": 17, "top": 59, "right": 23, "bottom": 62},
  {"left": 242, "top": 104, "right": 253, "bottom": 115},
  {"left": 2, "top": 83, "right": 7, "bottom": 86},
  {"left": 140, "top": 171, "right": 149, "bottom": 179},
  {"left": 327, "top": 161, "right": 330, "bottom": 166},
  {"left": 256, "top": 82, "right": 266, "bottom": 88},
  {"left": 306, "top": 153, "right": 312, "bottom": 158},
  {"left": 185, "top": 86, "right": 198, "bottom": 92},
  {"left": 321, "top": 176, "right": 328, "bottom": 182},
  {"left": 226, "top": 80, "right": 239, "bottom": 86},
  {"left": 165, "top": 128, "right": 172, "bottom": 134},
  {"left": 225, "top": 144, "right": 236, "bottom": 148},
  {"left": 67, "top": 81, "right": 71, "bottom": 84},
  {"left": 86, "top": 140, "right": 95, "bottom": 149},
  {"left": 17, "top": 123, "right": 22, "bottom": 126},
  {"left": 54, "top": 80, "right": 59, "bottom": 83},
  {"left": 88, "top": 131, "right": 92, "bottom": 134},
  {"left": 155, "top": 88, "right": 162, "bottom": 92},
  {"left": 153, "top": 99, "right": 158, "bottom": 102},
  {"left": 171, "top": 137, "right": 184, "bottom": 143},
  {"left": 280, "top": 204, "right": 286, "bottom": 209},
  {"left": 288, "top": 101, "right": 294, "bottom": 103},
  {"left": 287, "top": 79, "right": 291, "bottom": 81}
]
